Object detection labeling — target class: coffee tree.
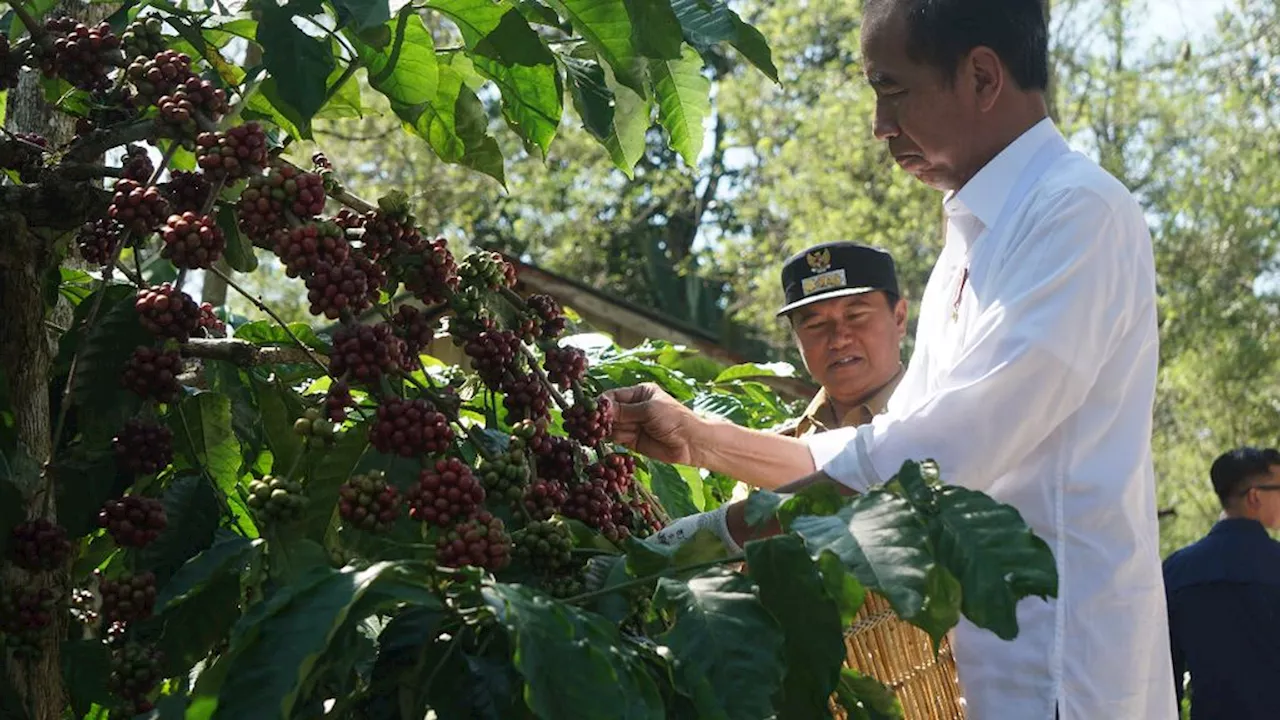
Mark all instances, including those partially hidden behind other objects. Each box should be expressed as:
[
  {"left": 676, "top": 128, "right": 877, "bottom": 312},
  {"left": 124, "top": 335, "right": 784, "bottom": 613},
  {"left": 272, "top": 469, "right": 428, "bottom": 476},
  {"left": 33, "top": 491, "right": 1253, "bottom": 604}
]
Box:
[{"left": 0, "top": 1, "right": 1058, "bottom": 718}]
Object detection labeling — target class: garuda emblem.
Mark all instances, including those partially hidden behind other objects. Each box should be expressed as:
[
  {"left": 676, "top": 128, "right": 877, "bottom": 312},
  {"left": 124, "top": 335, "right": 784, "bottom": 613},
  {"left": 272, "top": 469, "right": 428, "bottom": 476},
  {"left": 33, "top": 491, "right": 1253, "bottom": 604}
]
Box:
[{"left": 806, "top": 249, "right": 832, "bottom": 274}]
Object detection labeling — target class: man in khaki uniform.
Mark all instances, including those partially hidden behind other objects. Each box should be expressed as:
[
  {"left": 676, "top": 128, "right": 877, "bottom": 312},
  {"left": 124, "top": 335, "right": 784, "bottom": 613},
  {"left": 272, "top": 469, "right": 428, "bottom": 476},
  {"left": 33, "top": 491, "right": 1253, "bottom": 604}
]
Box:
[{"left": 774, "top": 241, "right": 963, "bottom": 719}]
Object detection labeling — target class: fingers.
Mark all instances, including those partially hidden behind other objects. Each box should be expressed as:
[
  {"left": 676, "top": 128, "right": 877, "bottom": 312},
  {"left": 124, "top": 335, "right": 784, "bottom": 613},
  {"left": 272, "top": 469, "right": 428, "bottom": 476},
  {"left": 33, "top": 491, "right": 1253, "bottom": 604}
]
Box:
[
  {"left": 602, "top": 383, "right": 663, "bottom": 426},
  {"left": 601, "top": 382, "right": 659, "bottom": 406}
]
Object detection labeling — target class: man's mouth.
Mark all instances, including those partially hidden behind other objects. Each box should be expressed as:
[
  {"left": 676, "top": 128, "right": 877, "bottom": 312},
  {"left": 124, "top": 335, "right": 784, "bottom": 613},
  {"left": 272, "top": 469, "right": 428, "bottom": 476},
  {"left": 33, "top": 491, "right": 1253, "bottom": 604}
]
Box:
[{"left": 828, "top": 356, "right": 863, "bottom": 370}]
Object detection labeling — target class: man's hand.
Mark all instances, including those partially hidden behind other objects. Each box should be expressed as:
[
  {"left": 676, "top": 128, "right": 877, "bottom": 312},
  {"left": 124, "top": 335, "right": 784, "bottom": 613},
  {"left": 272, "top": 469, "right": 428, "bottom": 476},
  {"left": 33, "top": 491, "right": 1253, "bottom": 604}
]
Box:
[{"left": 603, "top": 383, "right": 706, "bottom": 466}]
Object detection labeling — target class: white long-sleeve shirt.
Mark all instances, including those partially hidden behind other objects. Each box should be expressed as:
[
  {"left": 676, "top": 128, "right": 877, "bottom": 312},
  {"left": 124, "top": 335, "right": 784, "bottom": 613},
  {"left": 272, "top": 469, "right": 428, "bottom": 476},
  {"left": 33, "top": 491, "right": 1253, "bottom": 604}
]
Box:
[{"left": 807, "top": 118, "right": 1177, "bottom": 720}]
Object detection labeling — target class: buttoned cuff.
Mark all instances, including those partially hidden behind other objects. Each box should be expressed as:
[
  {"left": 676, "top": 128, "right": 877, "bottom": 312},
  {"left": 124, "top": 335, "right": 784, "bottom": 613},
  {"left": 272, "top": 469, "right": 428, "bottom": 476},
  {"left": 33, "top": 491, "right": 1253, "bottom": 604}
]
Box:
[{"left": 804, "top": 425, "right": 877, "bottom": 493}]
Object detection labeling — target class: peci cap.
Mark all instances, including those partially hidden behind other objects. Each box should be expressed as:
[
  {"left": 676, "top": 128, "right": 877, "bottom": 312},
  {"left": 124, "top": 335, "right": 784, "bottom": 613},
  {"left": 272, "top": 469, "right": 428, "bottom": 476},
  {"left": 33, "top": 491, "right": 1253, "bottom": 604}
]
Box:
[{"left": 777, "top": 241, "right": 899, "bottom": 316}]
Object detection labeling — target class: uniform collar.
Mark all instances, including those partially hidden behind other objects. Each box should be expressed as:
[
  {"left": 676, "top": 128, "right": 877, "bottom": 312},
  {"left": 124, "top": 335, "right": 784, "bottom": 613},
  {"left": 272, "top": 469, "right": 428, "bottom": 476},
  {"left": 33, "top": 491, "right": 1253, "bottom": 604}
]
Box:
[
  {"left": 942, "top": 117, "right": 1062, "bottom": 239},
  {"left": 1210, "top": 517, "right": 1271, "bottom": 538},
  {"left": 799, "top": 365, "right": 904, "bottom": 432}
]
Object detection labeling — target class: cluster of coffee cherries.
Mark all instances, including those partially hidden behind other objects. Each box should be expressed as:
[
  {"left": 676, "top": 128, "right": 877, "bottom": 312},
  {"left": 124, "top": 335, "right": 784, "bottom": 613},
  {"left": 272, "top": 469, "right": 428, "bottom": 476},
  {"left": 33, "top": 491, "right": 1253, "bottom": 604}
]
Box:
[
  {"left": 99, "top": 571, "right": 158, "bottom": 625},
  {"left": 99, "top": 496, "right": 168, "bottom": 547},
  {"left": 511, "top": 519, "right": 574, "bottom": 574},
  {"left": 7, "top": 519, "right": 71, "bottom": 571},
  {"left": 337, "top": 470, "right": 401, "bottom": 533},
  {"left": 246, "top": 475, "right": 309, "bottom": 525},
  {"left": 109, "top": 642, "right": 164, "bottom": 716},
  {"left": 0, "top": 587, "right": 56, "bottom": 658},
  {"left": 293, "top": 407, "right": 336, "bottom": 445}
]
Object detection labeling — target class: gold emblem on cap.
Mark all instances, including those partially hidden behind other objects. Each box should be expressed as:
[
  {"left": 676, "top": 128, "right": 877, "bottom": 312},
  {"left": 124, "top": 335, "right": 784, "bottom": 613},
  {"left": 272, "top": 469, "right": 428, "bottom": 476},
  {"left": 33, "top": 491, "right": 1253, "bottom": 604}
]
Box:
[{"left": 806, "top": 249, "right": 832, "bottom": 274}]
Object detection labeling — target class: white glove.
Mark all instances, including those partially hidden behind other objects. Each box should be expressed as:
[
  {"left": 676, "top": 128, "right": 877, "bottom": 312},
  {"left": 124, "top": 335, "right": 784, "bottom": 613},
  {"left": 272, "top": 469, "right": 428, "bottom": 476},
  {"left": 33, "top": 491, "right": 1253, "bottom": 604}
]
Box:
[{"left": 651, "top": 504, "right": 743, "bottom": 555}]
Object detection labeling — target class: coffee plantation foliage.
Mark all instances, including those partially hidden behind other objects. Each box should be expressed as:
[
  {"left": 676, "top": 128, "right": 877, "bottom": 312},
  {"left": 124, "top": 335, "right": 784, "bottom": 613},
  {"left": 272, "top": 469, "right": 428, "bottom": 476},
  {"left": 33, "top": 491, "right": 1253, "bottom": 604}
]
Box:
[{"left": 0, "top": 1, "right": 1058, "bottom": 718}]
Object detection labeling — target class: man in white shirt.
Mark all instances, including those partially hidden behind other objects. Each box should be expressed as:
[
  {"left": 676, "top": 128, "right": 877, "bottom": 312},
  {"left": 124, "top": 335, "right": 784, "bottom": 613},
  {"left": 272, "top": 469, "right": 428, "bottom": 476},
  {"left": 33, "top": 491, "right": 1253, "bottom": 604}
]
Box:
[{"left": 604, "top": 0, "right": 1177, "bottom": 718}]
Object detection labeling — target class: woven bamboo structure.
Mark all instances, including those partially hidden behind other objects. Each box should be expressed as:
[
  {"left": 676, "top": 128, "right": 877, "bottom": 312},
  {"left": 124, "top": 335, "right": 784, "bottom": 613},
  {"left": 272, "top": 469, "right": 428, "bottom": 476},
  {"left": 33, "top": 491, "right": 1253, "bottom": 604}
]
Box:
[{"left": 833, "top": 591, "right": 965, "bottom": 719}]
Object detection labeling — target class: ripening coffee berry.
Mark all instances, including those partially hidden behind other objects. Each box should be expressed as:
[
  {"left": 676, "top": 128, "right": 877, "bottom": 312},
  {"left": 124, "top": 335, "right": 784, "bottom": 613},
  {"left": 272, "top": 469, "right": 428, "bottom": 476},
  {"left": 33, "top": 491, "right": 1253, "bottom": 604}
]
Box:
[
  {"left": 8, "top": 518, "right": 71, "bottom": 572},
  {"left": 98, "top": 496, "right": 167, "bottom": 548},
  {"left": 435, "top": 510, "right": 511, "bottom": 571},
  {"left": 120, "top": 346, "right": 183, "bottom": 403},
  {"left": 245, "top": 475, "right": 308, "bottom": 524},
  {"left": 406, "top": 457, "right": 485, "bottom": 527},
  {"left": 337, "top": 470, "right": 401, "bottom": 533},
  {"left": 369, "top": 397, "right": 453, "bottom": 458},
  {"left": 135, "top": 282, "right": 201, "bottom": 341},
  {"left": 112, "top": 418, "right": 174, "bottom": 476}
]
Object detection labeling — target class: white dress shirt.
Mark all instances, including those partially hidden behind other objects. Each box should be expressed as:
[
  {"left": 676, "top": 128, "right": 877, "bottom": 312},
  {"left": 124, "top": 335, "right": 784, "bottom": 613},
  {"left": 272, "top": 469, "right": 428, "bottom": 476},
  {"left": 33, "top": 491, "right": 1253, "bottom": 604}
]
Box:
[{"left": 806, "top": 118, "right": 1177, "bottom": 719}]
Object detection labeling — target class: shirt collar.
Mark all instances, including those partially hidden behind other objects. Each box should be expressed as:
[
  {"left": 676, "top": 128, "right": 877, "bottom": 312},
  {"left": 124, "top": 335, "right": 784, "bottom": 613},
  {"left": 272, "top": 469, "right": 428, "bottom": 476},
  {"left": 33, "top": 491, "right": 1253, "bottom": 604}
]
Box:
[
  {"left": 798, "top": 365, "right": 905, "bottom": 432},
  {"left": 942, "top": 117, "right": 1062, "bottom": 236},
  {"left": 1209, "top": 517, "right": 1272, "bottom": 538}
]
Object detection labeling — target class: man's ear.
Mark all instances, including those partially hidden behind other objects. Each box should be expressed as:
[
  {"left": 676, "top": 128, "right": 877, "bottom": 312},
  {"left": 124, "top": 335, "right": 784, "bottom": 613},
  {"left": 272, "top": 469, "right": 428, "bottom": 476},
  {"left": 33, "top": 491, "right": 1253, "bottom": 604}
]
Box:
[
  {"left": 894, "top": 297, "right": 908, "bottom": 336},
  {"left": 967, "top": 46, "right": 1005, "bottom": 113}
]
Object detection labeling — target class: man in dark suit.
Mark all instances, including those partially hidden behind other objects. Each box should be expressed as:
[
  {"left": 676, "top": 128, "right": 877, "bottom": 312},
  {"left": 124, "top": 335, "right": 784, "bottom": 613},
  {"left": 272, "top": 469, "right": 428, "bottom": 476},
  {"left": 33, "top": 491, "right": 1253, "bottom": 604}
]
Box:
[{"left": 1163, "top": 446, "right": 1280, "bottom": 719}]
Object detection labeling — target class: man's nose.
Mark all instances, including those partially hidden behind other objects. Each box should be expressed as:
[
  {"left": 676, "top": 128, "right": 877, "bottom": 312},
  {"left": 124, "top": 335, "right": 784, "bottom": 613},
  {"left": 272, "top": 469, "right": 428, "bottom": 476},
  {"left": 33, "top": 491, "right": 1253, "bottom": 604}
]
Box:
[
  {"left": 829, "top": 319, "right": 857, "bottom": 348},
  {"left": 873, "top": 101, "right": 899, "bottom": 141}
]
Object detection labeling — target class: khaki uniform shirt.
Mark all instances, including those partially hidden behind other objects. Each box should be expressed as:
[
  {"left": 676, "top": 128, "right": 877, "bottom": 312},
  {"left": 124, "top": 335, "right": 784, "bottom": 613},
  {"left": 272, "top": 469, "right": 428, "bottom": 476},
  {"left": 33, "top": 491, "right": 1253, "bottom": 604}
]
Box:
[{"left": 776, "top": 366, "right": 904, "bottom": 439}]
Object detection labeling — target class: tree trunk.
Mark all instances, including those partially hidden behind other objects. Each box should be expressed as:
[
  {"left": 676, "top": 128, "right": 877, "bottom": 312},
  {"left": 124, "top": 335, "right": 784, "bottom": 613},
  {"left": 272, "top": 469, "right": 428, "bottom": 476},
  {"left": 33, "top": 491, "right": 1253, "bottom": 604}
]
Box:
[{"left": 2, "top": 3, "right": 112, "bottom": 717}]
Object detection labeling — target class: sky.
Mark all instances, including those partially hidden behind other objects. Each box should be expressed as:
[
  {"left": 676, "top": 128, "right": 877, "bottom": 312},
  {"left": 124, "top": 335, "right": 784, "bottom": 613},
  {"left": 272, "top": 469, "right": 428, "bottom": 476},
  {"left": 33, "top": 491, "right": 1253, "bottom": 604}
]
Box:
[{"left": 1137, "top": 0, "right": 1235, "bottom": 45}]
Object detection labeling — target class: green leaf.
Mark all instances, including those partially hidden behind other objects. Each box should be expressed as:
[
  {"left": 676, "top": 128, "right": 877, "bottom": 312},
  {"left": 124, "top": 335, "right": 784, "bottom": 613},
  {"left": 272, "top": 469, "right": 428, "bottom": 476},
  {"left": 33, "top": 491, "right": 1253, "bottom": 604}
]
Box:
[
  {"left": 165, "top": 14, "right": 247, "bottom": 88},
  {"left": 206, "top": 362, "right": 263, "bottom": 467},
  {"left": 332, "top": 0, "right": 392, "bottom": 30},
  {"left": 591, "top": 352, "right": 692, "bottom": 400},
  {"left": 668, "top": 0, "right": 778, "bottom": 82},
  {"left": 253, "top": 380, "right": 304, "bottom": 478},
  {"left": 137, "top": 474, "right": 223, "bottom": 585},
  {"left": 398, "top": 64, "right": 506, "bottom": 185},
  {"left": 170, "top": 392, "right": 243, "bottom": 492},
  {"left": 157, "top": 572, "right": 244, "bottom": 678},
  {"left": 301, "top": 430, "right": 369, "bottom": 541},
  {"left": 474, "top": 55, "right": 563, "bottom": 156},
  {"left": 673, "top": 463, "right": 707, "bottom": 512},
  {"left": 789, "top": 491, "right": 934, "bottom": 627},
  {"left": 355, "top": 9, "right": 439, "bottom": 108},
  {"left": 927, "top": 484, "right": 1059, "bottom": 639},
  {"left": 54, "top": 448, "right": 130, "bottom": 540},
  {"left": 156, "top": 534, "right": 260, "bottom": 610},
  {"left": 218, "top": 204, "right": 258, "bottom": 272},
  {"left": 645, "top": 459, "right": 699, "bottom": 518},
  {"left": 776, "top": 482, "right": 848, "bottom": 527},
  {"left": 256, "top": 4, "right": 337, "bottom": 127},
  {"left": 244, "top": 78, "right": 305, "bottom": 140},
  {"left": 746, "top": 536, "right": 845, "bottom": 719},
  {"left": 314, "top": 57, "right": 365, "bottom": 120},
  {"left": 214, "top": 563, "right": 440, "bottom": 720},
  {"left": 624, "top": 0, "right": 684, "bottom": 59},
  {"left": 58, "top": 267, "right": 96, "bottom": 307},
  {"left": 58, "top": 284, "right": 149, "bottom": 444},
  {"left": 482, "top": 583, "right": 664, "bottom": 720},
  {"left": 834, "top": 668, "right": 904, "bottom": 720},
  {"left": 649, "top": 43, "right": 709, "bottom": 165},
  {"left": 62, "top": 638, "right": 113, "bottom": 717},
  {"left": 690, "top": 391, "right": 749, "bottom": 425},
  {"left": 233, "top": 320, "right": 328, "bottom": 352},
  {"left": 563, "top": 56, "right": 614, "bottom": 140},
  {"left": 545, "top": 0, "right": 646, "bottom": 94},
  {"left": 914, "top": 563, "right": 963, "bottom": 650},
  {"left": 743, "top": 489, "right": 783, "bottom": 527},
  {"left": 653, "top": 569, "right": 785, "bottom": 720},
  {"left": 817, "top": 550, "right": 866, "bottom": 627},
  {"left": 427, "top": 0, "right": 556, "bottom": 66},
  {"left": 714, "top": 362, "right": 792, "bottom": 383}
]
